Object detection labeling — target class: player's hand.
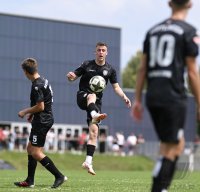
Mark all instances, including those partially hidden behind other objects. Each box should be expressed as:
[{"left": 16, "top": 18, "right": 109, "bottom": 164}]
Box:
[
  {"left": 18, "top": 110, "right": 26, "bottom": 118},
  {"left": 131, "top": 100, "right": 143, "bottom": 121},
  {"left": 66, "top": 72, "right": 76, "bottom": 81},
  {"left": 123, "top": 95, "right": 131, "bottom": 108},
  {"left": 26, "top": 113, "right": 33, "bottom": 123}
]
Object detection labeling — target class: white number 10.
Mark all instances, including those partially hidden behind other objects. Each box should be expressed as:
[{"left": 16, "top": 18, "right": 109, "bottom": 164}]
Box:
[{"left": 149, "top": 34, "right": 175, "bottom": 68}]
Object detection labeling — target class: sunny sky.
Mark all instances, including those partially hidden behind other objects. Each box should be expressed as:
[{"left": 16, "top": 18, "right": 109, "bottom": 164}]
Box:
[{"left": 0, "top": 0, "right": 199, "bottom": 69}]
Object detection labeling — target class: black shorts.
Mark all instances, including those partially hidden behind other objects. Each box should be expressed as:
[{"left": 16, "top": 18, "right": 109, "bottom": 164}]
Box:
[
  {"left": 77, "top": 91, "right": 102, "bottom": 124},
  {"left": 147, "top": 103, "right": 187, "bottom": 143},
  {"left": 29, "top": 123, "right": 53, "bottom": 147}
]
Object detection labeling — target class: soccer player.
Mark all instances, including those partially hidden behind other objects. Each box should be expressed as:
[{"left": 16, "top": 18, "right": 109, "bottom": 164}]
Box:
[
  {"left": 66, "top": 42, "right": 131, "bottom": 175},
  {"left": 132, "top": 0, "right": 200, "bottom": 191},
  {"left": 14, "top": 58, "right": 67, "bottom": 188}
]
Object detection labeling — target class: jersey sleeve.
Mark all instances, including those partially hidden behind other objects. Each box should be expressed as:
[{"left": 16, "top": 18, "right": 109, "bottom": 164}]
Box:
[
  {"left": 74, "top": 61, "right": 88, "bottom": 77},
  {"left": 32, "top": 86, "right": 44, "bottom": 103},
  {"left": 143, "top": 32, "right": 150, "bottom": 54},
  {"left": 185, "top": 29, "right": 199, "bottom": 57},
  {"left": 109, "top": 67, "right": 118, "bottom": 84}
]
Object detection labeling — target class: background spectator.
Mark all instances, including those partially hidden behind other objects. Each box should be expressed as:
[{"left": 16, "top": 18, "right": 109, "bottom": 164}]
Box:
[{"left": 127, "top": 133, "right": 137, "bottom": 156}]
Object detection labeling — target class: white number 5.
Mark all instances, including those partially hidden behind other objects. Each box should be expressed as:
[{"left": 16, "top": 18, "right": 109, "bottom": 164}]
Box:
[{"left": 33, "top": 135, "right": 37, "bottom": 143}]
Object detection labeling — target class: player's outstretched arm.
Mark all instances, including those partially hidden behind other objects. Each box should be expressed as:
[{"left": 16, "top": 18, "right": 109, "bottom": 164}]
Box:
[
  {"left": 112, "top": 83, "right": 131, "bottom": 108},
  {"left": 131, "top": 54, "right": 147, "bottom": 121},
  {"left": 66, "top": 71, "right": 78, "bottom": 81}
]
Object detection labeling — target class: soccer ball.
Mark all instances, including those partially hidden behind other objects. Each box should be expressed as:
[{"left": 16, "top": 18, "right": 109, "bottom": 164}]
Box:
[{"left": 89, "top": 75, "right": 106, "bottom": 93}]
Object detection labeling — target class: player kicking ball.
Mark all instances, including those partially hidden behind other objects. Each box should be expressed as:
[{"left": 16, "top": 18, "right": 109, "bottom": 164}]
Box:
[{"left": 66, "top": 42, "right": 131, "bottom": 175}]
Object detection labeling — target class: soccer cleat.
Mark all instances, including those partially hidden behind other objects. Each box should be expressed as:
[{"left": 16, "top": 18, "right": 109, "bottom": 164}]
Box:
[
  {"left": 91, "top": 113, "right": 107, "bottom": 124},
  {"left": 14, "top": 180, "right": 34, "bottom": 188},
  {"left": 82, "top": 162, "right": 96, "bottom": 175},
  {"left": 51, "top": 176, "right": 67, "bottom": 188}
]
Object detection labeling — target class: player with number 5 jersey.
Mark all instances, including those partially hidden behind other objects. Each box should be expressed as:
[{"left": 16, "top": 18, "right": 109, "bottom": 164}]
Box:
[
  {"left": 30, "top": 75, "right": 54, "bottom": 126},
  {"left": 14, "top": 58, "right": 67, "bottom": 189}
]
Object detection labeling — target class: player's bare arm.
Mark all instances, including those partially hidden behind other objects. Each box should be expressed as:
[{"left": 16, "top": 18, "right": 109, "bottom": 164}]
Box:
[
  {"left": 26, "top": 113, "right": 34, "bottom": 122},
  {"left": 66, "top": 71, "right": 78, "bottom": 81},
  {"left": 132, "top": 54, "right": 147, "bottom": 121},
  {"left": 18, "top": 102, "right": 44, "bottom": 118},
  {"left": 112, "top": 83, "right": 131, "bottom": 108},
  {"left": 186, "top": 56, "right": 200, "bottom": 120}
]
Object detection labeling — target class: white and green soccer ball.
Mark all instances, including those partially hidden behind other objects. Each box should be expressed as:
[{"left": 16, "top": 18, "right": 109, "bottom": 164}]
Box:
[{"left": 89, "top": 75, "right": 106, "bottom": 93}]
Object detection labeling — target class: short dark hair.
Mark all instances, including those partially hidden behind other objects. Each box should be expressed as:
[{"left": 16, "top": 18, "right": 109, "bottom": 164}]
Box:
[
  {"left": 21, "top": 58, "right": 38, "bottom": 75},
  {"left": 172, "top": 0, "right": 189, "bottom": 5},
  {"left": 96, "top": 42, "right": 108, "bottom": 48}
]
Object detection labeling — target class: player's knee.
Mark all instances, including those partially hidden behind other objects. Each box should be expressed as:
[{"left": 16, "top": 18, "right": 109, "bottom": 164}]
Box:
[
  {"left": 89, "top": 131, "right": 98, "bottom": 141},
  {"left": 31, "top": 152, "right": 41, "bottom": 161},
  {"left": 163, "top": 146, "right": 183, "bottom": 160},
  {"left": 90, "top": 133, "right": 98, "bottom": 141},
  {"left": 87, "top": 93, "right": 96, "bottom": 102},
  {"left": 27, "top": 144, "right": 32, "bottom": 154},
  {"left": 175, "top": 137, "right": 185, "bottom": 156},
  {"left": 176, "top": 143, "right": 184, "bottom": 156}
]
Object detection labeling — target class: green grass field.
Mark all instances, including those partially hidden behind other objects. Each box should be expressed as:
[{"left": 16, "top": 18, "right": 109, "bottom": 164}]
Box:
[{"left": 0, "top": 151, "right": 200, "bottom": 192}]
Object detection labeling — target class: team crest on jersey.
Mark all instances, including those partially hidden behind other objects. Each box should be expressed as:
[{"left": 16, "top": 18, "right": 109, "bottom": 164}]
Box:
[
  {"left": 34, "top": 86, "right": 38, "bottom": 91},
  {"left": 103, "top": 70, "right": 108, "bottom": 76}
]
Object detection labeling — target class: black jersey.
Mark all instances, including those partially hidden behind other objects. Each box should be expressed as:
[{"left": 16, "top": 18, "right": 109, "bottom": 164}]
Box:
[
  {"left": 143, "top": 18, "right": 199, "bottom": 105},
  {"left": 30, "top": 77, "right": 54, "bottom": 125},
  {"left": 74, "top": 60, "right": 117, "bottom": 99}
]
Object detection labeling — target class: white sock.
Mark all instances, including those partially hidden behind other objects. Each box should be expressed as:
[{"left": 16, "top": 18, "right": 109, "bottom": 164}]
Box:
[
  {"left": 86, "top": 155, "right": 93, "bottom": 164},
  {"left": 91, "top": 110, "right": 98, "bottom": 118}
]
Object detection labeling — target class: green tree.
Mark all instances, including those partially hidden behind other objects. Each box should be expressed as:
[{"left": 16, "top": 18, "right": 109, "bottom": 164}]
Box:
[{"left": 122, "top": 51, "right": 142, "bottom": 88}]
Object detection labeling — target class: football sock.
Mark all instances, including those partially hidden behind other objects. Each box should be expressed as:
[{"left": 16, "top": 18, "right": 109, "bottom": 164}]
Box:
[
  {"left": 86, "top": 144, "right": 96, "bottom": 164},
  {"left": 87, "top": 103, "right": 98, "bottom": 116},
  {"left": 151, "top": 157, "right": 177, "bottom": 192},
  {"left": 91, "top": 110, "right": 98, "bottom": 118},
  {"left": 86, "top": 156, "right": 93, "bottom": 164},
  {"left": 26, "top": 155, "right": 37, "bottom": 183},
  {"left": 40, "top": 156, "right": 63, "bottom": 178},
  {"left": 171, "top": 156, "right": 179, "bottom": 175}
]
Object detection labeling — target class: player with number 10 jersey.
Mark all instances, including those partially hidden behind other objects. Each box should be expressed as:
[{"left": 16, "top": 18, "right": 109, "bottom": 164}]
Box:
[{"left": 144, "top": 19, "right": 199, "bottom": 106}]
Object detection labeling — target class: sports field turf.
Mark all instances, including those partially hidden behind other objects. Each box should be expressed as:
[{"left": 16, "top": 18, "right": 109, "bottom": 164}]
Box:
[
  {"left": 0, "top": 151, "right": 200, "bottom": 191},
  {"left": 1, "top": 170, "right": 200, "bottom": 192}
]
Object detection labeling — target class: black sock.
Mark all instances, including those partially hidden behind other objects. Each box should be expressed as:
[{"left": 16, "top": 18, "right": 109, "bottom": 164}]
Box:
[
  {"left": 86, "top": 144, "right": 96, "bottom": 156},
  {"left": 170, "top": 156, "right": 178, "bottom": 178},
  {"left": 87, "top": 103, "right": 98, "bottom": 114},
  {"left": 151, "top": 157, "right": 177, "bottom": 192},
  {"left": 26, "top": 155, "right": 37, "bottom": 183},
  {"left": 40, "top": 156, "right": 63, "bottom": 178}
]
